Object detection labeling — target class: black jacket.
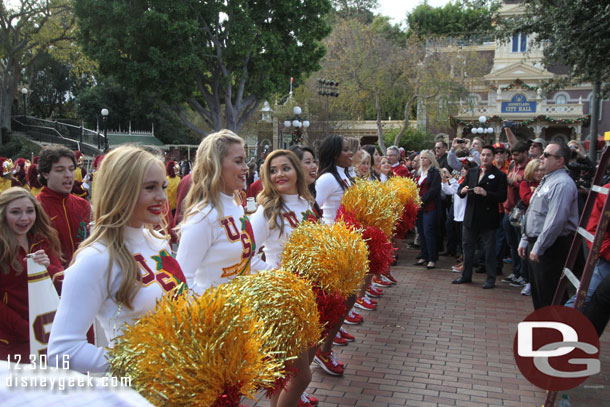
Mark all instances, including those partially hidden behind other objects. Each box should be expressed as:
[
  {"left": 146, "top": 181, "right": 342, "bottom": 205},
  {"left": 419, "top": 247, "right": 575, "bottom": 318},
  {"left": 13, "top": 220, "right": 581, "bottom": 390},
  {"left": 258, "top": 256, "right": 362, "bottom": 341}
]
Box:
[{"left": 458, "top": 165, "right": 507, "bottom": 231}]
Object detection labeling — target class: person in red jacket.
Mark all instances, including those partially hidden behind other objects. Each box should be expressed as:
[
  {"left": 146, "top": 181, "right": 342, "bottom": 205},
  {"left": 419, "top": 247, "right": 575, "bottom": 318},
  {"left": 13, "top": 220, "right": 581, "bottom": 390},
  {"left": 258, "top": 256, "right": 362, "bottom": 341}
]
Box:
[
  {"left": 0, "top": 187, "right": 63, "bottom": 362},
  {"left": 173, "top": 172, "right": 192, "bottom": 228},
  {"left": 386, "top": 146, "right": 410, "bottom": 177},
  {"left": 36, "top": 146, "right": 91, "bottom": 267}
]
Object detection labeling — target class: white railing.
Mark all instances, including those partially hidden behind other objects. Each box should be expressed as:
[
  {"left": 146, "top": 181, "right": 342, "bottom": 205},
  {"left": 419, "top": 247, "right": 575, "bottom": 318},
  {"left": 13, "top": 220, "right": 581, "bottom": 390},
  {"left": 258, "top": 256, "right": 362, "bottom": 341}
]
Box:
[{"left": 542, "top": 104, "right": 583, "bottom": 115}]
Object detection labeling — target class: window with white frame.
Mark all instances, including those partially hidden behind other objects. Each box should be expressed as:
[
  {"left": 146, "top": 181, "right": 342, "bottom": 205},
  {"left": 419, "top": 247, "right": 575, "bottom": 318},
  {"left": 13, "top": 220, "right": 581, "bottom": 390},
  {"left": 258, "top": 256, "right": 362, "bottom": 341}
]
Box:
[
  {"left": 512, "top": 33, "right": 527, "bottom": 53},
  {"left": 555, "top": 94, "right": 567, "bottom": 104}
]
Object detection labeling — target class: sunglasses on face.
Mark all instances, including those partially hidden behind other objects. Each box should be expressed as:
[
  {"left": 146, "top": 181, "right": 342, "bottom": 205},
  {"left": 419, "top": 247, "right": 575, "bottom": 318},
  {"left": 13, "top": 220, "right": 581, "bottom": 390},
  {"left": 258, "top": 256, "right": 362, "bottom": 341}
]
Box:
[{"left": 542, "top": 152, "right": 561, "bottom": 158}]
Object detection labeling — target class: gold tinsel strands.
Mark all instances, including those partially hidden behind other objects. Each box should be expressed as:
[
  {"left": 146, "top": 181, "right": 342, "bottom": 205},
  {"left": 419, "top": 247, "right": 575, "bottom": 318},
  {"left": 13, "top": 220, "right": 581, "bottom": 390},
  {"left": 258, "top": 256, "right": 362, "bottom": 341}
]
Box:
[
  {"left": 385, "top": 176, "right": 422, "bottom": 209},
  {"left": 108, "top": 289, "right": 280, "bottom": 407},
  {"left": 280, "top": 220, "right": 369, "bottom": 297},
  {"left": 220, "top": 269, "right": 323, "bottom": 378},
  {"left": 340, "top": 178, "right": 402, "bottom": 236}
]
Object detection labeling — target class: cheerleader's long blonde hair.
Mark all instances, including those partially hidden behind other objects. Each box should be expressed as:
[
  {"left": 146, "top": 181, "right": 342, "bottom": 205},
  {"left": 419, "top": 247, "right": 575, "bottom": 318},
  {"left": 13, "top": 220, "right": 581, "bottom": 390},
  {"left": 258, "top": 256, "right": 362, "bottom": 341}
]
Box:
[
  {"left": 257, "top": 150, "right": 314, "bottom": 235},
  {"left": 181, "top": 129, "right": 244, "bottom": 222},
  {"left": 0, "top": 187, "right": 61, "bottom": 274},
  {"left": 73, "top": 146, "right": 167, "bottom": 309}
]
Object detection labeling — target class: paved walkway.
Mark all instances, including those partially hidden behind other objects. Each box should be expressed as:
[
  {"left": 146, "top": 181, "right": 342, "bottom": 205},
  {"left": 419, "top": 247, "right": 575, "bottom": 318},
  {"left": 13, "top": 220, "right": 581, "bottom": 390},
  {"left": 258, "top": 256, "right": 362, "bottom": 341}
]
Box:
[{"left": 246, "top": 244, "right": 610, "bottom": 406}]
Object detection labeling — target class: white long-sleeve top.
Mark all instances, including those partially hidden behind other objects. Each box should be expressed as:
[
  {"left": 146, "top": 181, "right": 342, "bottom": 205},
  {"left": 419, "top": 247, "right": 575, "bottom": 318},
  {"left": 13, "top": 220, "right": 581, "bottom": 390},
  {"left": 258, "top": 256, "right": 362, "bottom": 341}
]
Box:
[
  {"left": 176, "top": 192, "right": 269, "bottom": 294},
  {"left": 441, "top": 178, "right": 467, "bottom": 222},
  {"left": 315, "top": 166, "right": 351, "bottom": 225},
  {"left": 48, "top": 226, "right": 185, "bottom": 374},
  {"left": 250, "top": 194, "right": 316, "bottom": 267}
]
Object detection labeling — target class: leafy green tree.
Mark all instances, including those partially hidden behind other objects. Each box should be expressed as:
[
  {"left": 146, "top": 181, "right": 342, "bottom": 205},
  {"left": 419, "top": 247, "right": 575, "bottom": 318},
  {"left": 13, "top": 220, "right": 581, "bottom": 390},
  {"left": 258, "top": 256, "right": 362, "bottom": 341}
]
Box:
[
  {"left": 74, "top": 0, "right": 332, "bottom": 137},
  {"left": 26, "top": 52, "right": 74, "bottom": 119},
  {"left": 383, "top": 127, "right": 433, "bottom": 152},
  {"left": 331, "top": 0, "right": 379, "bottom": 24},
  {"left": 75, "top": 79, "right": 194, "bottom": 145},
  {"left": 0, "top": 0, "right": 76, "bottom": 141},
  {"left": 407, "top": 0, "right": 498, "bottom": 39}
]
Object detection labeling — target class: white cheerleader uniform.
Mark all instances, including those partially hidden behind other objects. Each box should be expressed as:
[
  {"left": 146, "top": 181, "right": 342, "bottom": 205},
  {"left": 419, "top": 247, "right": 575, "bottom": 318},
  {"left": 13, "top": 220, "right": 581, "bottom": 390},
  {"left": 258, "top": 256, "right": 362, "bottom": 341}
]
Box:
[
  {"left": 250, "top": 194, "right": 317, "bottom": 267},
  {"left": 48, "top": 226, "right": 185, "bottom": 373},
  {"left": 315, "top": 166, "right": 351, "bottom": 225},
  {"left": 176, "top": 192, "right": 269, "bottom": 294}
]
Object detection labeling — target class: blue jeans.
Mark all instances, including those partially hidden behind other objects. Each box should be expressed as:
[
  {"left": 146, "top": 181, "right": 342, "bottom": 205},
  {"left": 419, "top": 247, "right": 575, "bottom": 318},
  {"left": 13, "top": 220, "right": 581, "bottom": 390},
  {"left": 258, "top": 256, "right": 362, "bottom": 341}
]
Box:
[
  {"left": 565, "top": 258, "right": 610, "bottom": 310},
  {"left": 417, "top": 209, "right": 438, "bottom": 262}
]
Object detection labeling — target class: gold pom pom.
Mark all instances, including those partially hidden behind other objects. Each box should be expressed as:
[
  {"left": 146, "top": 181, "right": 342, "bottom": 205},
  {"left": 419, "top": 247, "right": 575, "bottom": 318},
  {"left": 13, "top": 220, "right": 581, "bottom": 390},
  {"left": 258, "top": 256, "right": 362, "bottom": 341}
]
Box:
[
  {"left": 280, "top": 220, "right": 369, "bottom": 297},
  {"left": 340, "top": 179, "right": 402, "bottom": 236},
  {"left": 108, "top": 289, "right": 280, "bottom": 406},
  {"left": 220, "top": 270, "right": 323, "bottom": 375},
  {"left": 385, "top": 176, "right": 422, "bottom": 209}
]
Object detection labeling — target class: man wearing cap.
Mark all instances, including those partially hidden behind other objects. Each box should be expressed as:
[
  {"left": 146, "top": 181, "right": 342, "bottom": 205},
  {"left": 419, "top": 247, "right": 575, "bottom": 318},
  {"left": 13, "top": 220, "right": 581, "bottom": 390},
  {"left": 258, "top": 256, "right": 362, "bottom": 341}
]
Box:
[
  {"left": 529, "top": 137, "right": 546, "bottom": 159},
  {"left": 493, "top": 143, "right": 510, "bottom": 174},
  {"left": 518, "top": 142, "right": 578, "bottom": 309},
  {"left": 453, "top": 145, "right": 507, "bottom": 289}
]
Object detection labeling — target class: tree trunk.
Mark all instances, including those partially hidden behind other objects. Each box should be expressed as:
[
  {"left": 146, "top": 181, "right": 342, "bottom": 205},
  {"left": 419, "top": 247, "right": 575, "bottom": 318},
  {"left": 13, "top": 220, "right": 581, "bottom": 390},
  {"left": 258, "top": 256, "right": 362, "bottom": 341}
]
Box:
[
  {"left": 375, "top": 93, "right": 387, "bottom": 153},
  {"left": 394, "top": 95, "right": 417, "bottom": 146},
  {"left": 0, "top": 58, "right": 21, "bottom": 141},
  {"left": 588, "top": 80, "right": 601, "bottom": 162}
]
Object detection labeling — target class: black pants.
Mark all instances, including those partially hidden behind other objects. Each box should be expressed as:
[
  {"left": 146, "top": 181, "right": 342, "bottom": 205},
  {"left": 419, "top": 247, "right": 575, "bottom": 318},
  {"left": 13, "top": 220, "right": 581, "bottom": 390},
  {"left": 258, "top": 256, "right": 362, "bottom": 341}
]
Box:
[
  {"left": 584, "top": 272, "right": 610, "bottom": 337},
  {"left": 526, "top": 235, "right": 572, "bottom": 310},
  {"left": 462, "top": 225, "right": 496, "bottom": 282}
]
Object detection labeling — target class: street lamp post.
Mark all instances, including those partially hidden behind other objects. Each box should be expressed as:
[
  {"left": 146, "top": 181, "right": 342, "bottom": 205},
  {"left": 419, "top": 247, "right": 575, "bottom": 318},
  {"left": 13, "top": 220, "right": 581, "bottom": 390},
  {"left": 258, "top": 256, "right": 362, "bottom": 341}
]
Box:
[
  {"left": 101, "top": 108, "right": 109, "bottom": 151},
  {"left": 470, "top": 115, "right": 494, "bottom": 142},
  {"left": 283, "top": 106, "right": 310, "bottom": 147},
  {"left": 21, "top": 88, "right": 28, "bottom": 120}
]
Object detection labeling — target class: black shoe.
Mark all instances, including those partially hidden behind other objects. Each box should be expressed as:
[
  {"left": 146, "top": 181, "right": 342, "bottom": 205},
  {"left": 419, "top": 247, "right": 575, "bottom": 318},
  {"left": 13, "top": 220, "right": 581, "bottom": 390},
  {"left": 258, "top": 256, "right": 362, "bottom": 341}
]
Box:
[
  {"left": 452, "top": 277, "right": 472, "bottom": 284},
  {"left": 475, "top": 266, "right": 486, "bottom": 274},
  {"left": 407, "top": 244, "right": 420, "bottom": 249},
  {"left": 414, "top": 259, "right": 426, "bottom": 266},
  {"left": 482, "top": 281, "right": 495, "bottom": 289}
]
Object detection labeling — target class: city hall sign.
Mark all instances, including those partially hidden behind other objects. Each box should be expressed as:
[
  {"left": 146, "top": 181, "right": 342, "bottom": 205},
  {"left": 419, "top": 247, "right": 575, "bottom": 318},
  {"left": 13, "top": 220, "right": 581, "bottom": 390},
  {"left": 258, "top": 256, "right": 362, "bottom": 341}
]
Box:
[{"left": 501, "top": 94, "right": 537, "bottom": 114}]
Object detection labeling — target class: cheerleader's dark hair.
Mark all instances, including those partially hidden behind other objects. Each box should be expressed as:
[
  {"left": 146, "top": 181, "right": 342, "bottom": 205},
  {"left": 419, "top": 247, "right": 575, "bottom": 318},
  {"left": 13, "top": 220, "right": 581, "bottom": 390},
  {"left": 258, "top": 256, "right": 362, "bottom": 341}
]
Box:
[{"left": 317, "top": 135, "right": 351, "bottom": 191}]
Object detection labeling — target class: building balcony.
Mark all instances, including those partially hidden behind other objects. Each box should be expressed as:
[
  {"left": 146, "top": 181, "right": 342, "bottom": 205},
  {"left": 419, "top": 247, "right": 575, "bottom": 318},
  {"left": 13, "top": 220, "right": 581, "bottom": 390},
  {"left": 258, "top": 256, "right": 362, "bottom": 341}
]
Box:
[{"left": 456, "top": 102, "right": 584, "bottom": 119}]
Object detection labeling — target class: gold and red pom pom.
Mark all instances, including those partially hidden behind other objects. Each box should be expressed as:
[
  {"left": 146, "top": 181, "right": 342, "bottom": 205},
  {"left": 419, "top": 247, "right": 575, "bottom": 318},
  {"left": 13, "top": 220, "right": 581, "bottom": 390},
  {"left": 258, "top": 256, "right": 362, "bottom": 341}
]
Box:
[
  {"left": 108, "top": 289, "right": 279, "bottom": 406},
  {"left": 280, "top": 220, "right": 369, "bottom": 297},
  {"left": 339, "top": 179, "right": 401, "bottom": 236},
  {"left": 219, "top": 269, "right": 323, "bottom": 395}
]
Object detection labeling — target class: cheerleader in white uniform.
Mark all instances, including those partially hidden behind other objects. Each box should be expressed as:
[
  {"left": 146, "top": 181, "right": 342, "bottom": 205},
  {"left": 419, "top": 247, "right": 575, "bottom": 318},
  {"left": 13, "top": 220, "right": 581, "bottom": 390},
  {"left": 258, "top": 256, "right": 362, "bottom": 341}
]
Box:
[
  {"left": 176, "top": 130, "right": 268, "bottom": 294},
  {"left": 48, "top": 146, "right": 186, "bottom": 374},
  {"left": 312, "top": 135, "right": 356, "bottom": 377},
  {"left": 250, "top": 149, "right": 318, "bottom": 407}
]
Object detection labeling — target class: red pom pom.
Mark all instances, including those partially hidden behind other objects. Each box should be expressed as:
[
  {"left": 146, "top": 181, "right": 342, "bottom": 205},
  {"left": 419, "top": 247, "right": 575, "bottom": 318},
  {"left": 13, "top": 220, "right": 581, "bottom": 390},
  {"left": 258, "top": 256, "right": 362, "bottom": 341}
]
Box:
[
  {"left": 312, "top": 285, "right": 347, "bottom": 333},
  {"left": 264, "top": 363, "right": 299, "bottom": 398},
  {"left": 213, "top": 384, "right": 242, "bottom": 407},
  {"left": 335, "top": 205, "right": 362, "bottom": 229},
  {"left": 393, "top": 203, "right": 419, "bottom": 238},
  {"left": 362, "top": 225, "right": 395, "bottom": 276}
]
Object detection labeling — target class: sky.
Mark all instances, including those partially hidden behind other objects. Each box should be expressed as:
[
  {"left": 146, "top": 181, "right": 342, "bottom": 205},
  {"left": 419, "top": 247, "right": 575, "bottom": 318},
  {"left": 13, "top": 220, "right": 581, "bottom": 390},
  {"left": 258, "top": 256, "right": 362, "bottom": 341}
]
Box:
[{"left": 375, "top": 0, "right": 454, "bottom": 26}]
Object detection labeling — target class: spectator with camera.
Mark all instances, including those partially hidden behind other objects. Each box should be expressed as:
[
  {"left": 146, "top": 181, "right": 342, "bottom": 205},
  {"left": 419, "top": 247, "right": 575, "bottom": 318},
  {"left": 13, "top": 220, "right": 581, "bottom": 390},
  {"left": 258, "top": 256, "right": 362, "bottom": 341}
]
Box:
[
  {"left": 448, "top": 137, "right": 481, "bottom": 171},
  {"left": 452, "top": 145, "right": 507, "bottom": 289}
]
